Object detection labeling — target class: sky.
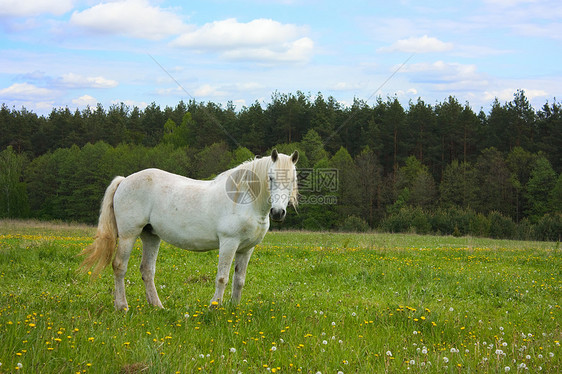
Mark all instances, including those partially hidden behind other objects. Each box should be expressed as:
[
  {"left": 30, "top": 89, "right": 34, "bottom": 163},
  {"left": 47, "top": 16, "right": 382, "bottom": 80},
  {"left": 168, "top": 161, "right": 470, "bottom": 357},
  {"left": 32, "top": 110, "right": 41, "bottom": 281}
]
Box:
[{"left": 1, "top": 0, "right": 561, "bottom": 116}]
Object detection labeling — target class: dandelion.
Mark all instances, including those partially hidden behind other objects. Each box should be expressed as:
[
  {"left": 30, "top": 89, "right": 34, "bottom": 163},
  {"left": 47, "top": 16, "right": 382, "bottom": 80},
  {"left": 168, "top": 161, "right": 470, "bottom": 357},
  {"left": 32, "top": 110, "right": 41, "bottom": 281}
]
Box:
[
  {"left": 230, "top": 348, "right": 236, "bottom": 353},
  {"left": 351, "top": 312, "right": 356, "bottom": 317},
  {"left": 549, "top": 352, "right": 554, "bottom": 358},
  {"left": 526, "top": 355, "right": 531, "bottom": 360},
  {"left": 449, "top": 307, "right": 454, "bottom": 312},
  {"left": 505, "top": 367, "right": 510, "bottom": 372},
  {"left": 443, "top": 357, "right": 449, "bottom": 363},
  {"left": 422, "top": 347, "right": 428, "bottom": 355},
  {"left": 271, "top": 346, "right": 277, "bottom": 352},
  {"left": 409, "top": 360, "right": 415, "bottom": 365},
  {"left": 17, "top": 363, "right": 23, "bottom": 369},
  {"left": 451, "top": 348, "right": 459, "bottom": 353},
  {"left": 322, "top": 340, "right": 328, "bottom": 345},
  {"left": 386, "top": 351, "right": 392, "bottom": 357}
]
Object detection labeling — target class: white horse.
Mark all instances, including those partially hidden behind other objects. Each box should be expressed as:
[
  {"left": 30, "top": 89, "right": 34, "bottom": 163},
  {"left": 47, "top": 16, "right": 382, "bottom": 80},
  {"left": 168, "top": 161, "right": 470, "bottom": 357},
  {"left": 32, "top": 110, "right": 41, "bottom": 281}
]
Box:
[{"left": 80, "top": 149, "right": 298, "bottom": 310}]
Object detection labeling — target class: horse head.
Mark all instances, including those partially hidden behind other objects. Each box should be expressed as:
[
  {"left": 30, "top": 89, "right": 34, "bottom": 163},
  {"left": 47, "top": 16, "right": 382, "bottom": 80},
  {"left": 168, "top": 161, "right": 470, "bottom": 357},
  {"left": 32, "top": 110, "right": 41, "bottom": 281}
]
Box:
[{"left": 268, "top": 149, "right": 299, "bottom": 221}]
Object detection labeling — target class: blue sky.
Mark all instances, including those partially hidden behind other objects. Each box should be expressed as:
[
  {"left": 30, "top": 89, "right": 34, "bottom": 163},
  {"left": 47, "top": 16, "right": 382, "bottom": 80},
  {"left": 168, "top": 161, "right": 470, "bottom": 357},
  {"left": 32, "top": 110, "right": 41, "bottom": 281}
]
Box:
[{"left": 1, "top": 0, "right": 561, "bottom": 116}]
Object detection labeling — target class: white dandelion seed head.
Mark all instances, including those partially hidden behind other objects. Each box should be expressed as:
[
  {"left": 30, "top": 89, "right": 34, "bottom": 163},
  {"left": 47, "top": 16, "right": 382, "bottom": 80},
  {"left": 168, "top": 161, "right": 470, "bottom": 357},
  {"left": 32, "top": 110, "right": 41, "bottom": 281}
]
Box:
[
  {"left": 322, "top": 340, "right": 328, "bottom": 345},
  {"left": 351, "top": 312, "right": 357, "bottom": 317},
  {"left": 17, "top": 363, "right": 23, "bottom": 369},
  {"left": 538, "top": 354, "right": 543, "bottom": 359},
  {"left": 443, "top": 357, "right": 449, "bottom": 363},
  {"left": 549, "top": 352, "right": 554, "bottom": 358},
  {"left": 271, "top": 346, "right": 277, "bottom": 352},
  {"left": 331, "top": 321, "right": 336, "bottom": 326},
  {"left": 230, "top": 347, "right": 236, "bottom": 353},
  {"left": 410, "top": 360, "right": 415, "bottom": 365},
  {"left": 505, "top": 367, "right": 511, "bottom": 372},
  {"left": 449, "top": 307, "right": 454, "bottom": 312},
  {"left": 422, "top": 348, "right": 428, "bottom": 354},
  {"left": 502, "top": 342, "right": 508, "bottom": 347},
  {"left": 199, "top": 354, "right": 204, "bottom": 358},
  {"left": 386, "top": 351, "right": 392, "bottom": 356},
  {"left": 526, "top": 355, "right": 531, "bottom": 360}
]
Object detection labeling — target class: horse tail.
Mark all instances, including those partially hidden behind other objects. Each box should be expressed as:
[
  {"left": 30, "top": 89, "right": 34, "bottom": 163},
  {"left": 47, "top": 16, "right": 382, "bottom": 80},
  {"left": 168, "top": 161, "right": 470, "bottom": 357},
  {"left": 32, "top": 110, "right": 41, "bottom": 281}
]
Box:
[{"left": 79, "top": 176, "right": 125, "bottom": 278}]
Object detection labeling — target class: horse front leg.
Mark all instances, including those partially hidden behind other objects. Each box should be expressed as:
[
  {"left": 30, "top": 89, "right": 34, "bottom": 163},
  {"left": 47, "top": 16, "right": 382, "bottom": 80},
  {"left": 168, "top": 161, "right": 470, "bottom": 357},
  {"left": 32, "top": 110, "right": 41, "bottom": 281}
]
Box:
[
  {"left": 210, "top": 237, "right": 239, "bottom": 306},
  {"left": 232, "top": 247, "right": 254, "bottom": 304}
]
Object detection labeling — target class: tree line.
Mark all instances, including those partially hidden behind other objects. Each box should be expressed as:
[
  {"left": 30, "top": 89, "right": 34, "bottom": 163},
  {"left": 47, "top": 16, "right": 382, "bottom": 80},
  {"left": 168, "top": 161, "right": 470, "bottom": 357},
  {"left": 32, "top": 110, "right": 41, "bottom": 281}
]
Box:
[{"left": 1, "top": 90, "right": 561, "bottom": 240}]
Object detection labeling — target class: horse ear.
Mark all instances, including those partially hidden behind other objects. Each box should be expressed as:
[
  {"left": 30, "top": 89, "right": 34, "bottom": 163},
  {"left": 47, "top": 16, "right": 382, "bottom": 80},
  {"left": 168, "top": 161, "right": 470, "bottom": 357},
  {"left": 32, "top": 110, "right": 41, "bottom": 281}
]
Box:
[
  {"left": 271, "top": 149, "right": 279, "bottom": 162},
  {"left": 291, "top": 150, "right": 299, "bottom": 164}
]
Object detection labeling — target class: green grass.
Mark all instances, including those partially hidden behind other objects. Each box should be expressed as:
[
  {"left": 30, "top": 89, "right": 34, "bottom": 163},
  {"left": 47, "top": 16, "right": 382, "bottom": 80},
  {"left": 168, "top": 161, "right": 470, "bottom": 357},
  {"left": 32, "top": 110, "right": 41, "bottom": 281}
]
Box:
[{"left": 0, "top": 220, "right": 560, "bottom": 373}]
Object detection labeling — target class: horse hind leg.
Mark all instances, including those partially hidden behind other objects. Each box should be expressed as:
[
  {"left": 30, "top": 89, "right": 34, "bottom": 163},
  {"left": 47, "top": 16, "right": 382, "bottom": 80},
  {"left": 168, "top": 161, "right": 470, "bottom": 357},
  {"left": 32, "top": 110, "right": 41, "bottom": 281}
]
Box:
[
  {"left": 113, "top": 236, "right": 136, "bottom": 311},
  {"left": 140, "top": 230, "right": 163, "bottom": 308}
]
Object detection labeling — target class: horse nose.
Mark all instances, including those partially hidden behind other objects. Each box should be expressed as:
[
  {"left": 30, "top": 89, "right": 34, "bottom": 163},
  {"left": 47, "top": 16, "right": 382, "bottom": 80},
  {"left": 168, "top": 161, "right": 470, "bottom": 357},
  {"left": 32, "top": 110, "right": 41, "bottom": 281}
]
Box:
[{"left": 270, "top": 208, "right": 286, "bottom": 221}]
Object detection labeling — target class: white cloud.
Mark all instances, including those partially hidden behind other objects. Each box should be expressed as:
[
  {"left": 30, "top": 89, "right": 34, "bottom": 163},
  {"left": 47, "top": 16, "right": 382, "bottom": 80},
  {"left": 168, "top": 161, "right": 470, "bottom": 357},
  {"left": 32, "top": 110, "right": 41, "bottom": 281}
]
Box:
[
  {"left": 59, "top": 73, "right": 118, "bottom": 88},
  {"left": 401, "top": 60, "right": 489, "bottom": 91},
  {"left": 0, "top": 0, "right": 74, "bottom": 17},
  {"left": 484, "top": 88, "right": 548, "bottom": 102},
  {"left": 378, "top": 35, "right": 454, "bottom": 53},
  {"left": 70, "top": 0, "right": 189, "bottom": 40},
  {"left": 0, "top": 82, "right": 54, "bottom": 99},
  {"left": 194, "top": 84, "right": 227, "bottom": 97},
  {"left": 111, "top": 99, "right": 148, "bottom": 110},
  {"left": 72, "top": 94, "right": 98, "bottom": 107},
  {"left": 172, "top": 18, "right": 314, "bottom": 63}
]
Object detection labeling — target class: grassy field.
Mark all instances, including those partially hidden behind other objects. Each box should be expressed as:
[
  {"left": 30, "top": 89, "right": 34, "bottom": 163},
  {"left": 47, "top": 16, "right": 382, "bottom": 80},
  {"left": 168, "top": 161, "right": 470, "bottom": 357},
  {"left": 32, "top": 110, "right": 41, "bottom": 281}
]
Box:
[{"left": 0, "top": 220, "right": 560, "bottom": 373}]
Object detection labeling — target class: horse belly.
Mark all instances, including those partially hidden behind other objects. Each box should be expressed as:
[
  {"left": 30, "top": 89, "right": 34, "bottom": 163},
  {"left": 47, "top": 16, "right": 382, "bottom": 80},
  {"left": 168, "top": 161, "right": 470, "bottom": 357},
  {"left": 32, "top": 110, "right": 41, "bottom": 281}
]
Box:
[{"left": 150, "top": 211, "right": 221, "bottom": 251}]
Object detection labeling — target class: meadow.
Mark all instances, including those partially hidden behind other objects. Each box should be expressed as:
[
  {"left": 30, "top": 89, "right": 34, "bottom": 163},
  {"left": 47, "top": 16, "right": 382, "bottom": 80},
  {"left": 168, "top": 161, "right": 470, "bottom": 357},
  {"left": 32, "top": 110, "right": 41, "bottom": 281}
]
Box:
[{"left": 0, "top": 220, "right": 560, "bottom": 373}]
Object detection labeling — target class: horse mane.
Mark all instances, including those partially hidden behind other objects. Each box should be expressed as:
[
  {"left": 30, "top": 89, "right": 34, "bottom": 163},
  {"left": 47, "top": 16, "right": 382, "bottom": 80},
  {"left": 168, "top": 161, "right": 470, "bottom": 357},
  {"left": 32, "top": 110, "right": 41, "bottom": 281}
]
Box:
[{"left": 217, "top": 154, "right": 298, "bottom": 210}]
